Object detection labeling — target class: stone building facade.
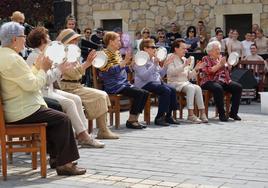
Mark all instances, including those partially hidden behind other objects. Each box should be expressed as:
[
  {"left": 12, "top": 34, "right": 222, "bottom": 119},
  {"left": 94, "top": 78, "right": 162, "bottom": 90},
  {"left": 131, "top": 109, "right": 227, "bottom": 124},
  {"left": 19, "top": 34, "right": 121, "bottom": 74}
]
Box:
[{"left": 74, "top": 0, "right": 268, "bottom": 38}]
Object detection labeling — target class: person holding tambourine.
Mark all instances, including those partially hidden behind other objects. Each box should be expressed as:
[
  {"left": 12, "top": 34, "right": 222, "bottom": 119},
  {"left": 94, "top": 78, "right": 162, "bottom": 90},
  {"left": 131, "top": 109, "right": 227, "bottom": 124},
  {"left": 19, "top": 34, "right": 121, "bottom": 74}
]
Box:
[
  {"left": 133, "top": 38, "right": 181, "bottom": 126},
  {"left": 98, "top": 31, "right": 149, "bottom": 129},
  {"left": 57, "top": 29, "right": 119, "bottom": 139}
]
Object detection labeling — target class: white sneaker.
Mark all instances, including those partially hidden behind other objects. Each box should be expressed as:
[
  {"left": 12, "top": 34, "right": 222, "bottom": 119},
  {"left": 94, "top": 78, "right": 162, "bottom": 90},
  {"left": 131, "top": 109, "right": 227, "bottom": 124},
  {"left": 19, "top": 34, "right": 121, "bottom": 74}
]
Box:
[
  {"left": 78, "top": 136, "right": 105, "bottom": 148},
  {"left": 200, "top": 113, "right": 208, "bottom": 123},
  {"left": 187, "top": 115, "right": 202, "bottom": 124}
]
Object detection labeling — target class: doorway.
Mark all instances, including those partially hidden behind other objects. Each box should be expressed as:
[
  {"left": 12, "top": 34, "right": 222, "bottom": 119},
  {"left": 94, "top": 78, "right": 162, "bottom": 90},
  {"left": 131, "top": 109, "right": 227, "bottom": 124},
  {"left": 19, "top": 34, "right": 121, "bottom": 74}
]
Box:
[
  {"left": 225, "top": 14, "right": 252, "bottom": 41},
  {"left": 102, "top": 19, "right": 122, "bottom": 31}
]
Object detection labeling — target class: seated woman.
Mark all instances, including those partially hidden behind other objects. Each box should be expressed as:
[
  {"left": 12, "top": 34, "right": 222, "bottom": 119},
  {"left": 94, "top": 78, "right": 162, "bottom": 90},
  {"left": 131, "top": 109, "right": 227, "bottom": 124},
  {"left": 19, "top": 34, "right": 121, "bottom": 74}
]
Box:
[
  {"left": 200, "top": 41, "right": 242, "bottom": 122},
  {"left": 98, "top": 31, "right": 149, "bottom": 129},
  {"left": 184, "top": 26, "right": 199, "bottom": 52},
  {"left": 26, "top": 27, "right": 104, "bottom": 148},
  {"left": 57, "top": 29, "right": 118, "bottom": 139},
  {"left": 167, "top": 39, "right": 208, "bottom": 123},
  {"left": 133, "top": 39, "right": 180, "bottom": 126},
  {"left": 0, "top": 21, "right": 85, "bottom": 175}
]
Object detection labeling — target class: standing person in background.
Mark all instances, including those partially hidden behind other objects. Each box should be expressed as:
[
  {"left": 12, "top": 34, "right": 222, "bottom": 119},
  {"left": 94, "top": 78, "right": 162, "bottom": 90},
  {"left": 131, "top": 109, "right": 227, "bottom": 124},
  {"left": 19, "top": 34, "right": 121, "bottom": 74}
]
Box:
[
  {"left": 82, "top": 27, "right": 92, "bottom": 41},
  {"left": 209, "top": 29, "right": 226, "bottom": 54},
  {"left": 65, "top": 15, "right": 81, "bottom": 34},
  {"left": 134, "top": 27, "right": 152, "bottom": 52},
  {"left": 185, "top": 26, "right": 199, "bottom": 52},
  {"left": 0, "top": 21, "right": 86, "bottom": 175},
  {"left": 91, "top": 27, "right": 105, "bottom": 49},
  {"left": 227, "top": 30, "right": 243, "bottom": 57},
  {"left": 242, "top": 32, "right": 254, "bottom": 58},
  {"left": 196, "top": 21, "right": 207, "bottom": 38},
  {"left": 166, "top": 23, "right": 181, "bottom": 47},
  {"left": 10, "top": 11, "right": 25, "bottom": 24},
  {"left": 255, "top": 28, "right": 268, "bottom": 56},
  {"left": 252, "top": 24, "right": 260, "bottom": 33},
  {"left": 113, "top": 27, "right": 132, "bottom": 58},
  {"left": 133, "top": 30, "right": 142, "bottom": 53},
  {"left": 156, "top": 29, "right": 170, "bottom": 52},
  {"left": 224, "top": 29, "right": 233, "bottom": 47}
]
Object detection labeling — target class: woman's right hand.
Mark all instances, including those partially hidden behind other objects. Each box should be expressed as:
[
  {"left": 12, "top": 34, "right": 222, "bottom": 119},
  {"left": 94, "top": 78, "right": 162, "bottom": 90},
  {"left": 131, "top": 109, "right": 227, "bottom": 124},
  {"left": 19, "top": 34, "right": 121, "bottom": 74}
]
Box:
[
  {"left": 35, "top": 54, "right": 52, "bottom": 72},
  {"left": 40, "top": 56, "right": 52, "bottom": 72}
]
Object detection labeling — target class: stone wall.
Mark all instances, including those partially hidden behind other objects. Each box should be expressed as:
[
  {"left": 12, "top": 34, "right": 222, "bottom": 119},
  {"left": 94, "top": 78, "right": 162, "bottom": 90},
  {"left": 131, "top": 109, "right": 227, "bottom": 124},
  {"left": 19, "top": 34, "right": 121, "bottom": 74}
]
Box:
[{"left": 76, "top": 0, "right": 268, "bottom": 36}]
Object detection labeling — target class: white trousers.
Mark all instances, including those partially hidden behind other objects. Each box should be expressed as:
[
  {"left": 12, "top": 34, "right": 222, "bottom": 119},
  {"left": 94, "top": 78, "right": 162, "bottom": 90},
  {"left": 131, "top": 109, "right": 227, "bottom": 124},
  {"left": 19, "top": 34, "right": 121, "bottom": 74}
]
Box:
[
  {"left": 181, "top": 83, "right": 205, "bottom": 110},
  {"left": 48, "top": 89, "right": 88, "bottom": 134}
]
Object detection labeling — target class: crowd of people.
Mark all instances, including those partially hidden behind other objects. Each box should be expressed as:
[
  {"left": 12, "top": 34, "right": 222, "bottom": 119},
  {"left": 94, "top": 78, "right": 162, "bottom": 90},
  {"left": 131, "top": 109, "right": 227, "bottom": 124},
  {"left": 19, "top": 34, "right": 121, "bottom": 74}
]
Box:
[{"left": 0, "top": 10, "right": 268, "bottom": 177}]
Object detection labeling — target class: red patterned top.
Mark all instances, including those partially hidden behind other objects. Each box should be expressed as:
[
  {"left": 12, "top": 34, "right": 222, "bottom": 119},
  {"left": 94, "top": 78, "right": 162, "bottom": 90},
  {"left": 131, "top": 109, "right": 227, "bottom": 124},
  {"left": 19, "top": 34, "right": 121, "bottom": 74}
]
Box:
[{"left": 199, "top": 55, "right": 232, "bottom": 86}]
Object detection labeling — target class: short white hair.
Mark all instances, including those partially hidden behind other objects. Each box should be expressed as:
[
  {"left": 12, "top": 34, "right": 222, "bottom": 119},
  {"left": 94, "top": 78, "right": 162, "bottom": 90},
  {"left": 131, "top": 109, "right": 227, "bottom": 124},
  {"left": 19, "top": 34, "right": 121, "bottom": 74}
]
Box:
[
  {"left": 0, "top": 21, "right": 24, "bottom": 47},
  {"left": 206, "top": 40, "right": 221, "bottom": 53}
]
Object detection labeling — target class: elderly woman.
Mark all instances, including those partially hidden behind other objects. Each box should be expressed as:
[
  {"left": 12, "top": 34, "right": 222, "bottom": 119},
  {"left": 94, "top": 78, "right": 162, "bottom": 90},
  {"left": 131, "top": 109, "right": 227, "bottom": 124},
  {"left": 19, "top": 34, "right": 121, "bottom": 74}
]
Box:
[
  {"left": 133, "top": 39, "right": 180, "bottom": 126},
  {"left": 26, "top": 27, "right": 104, "bottom": 148},
  {"left": 200, "top": 41, "right": 242, "bottom": 121},
  {"left": 57, "top": 29, "right": 118, "bottom": 139},
  {"left": 98, "top": 31, "right": 149, "bottom": 129},
  {"left": 0, "top": 22, "right": 86, "bottom": 175},
  {"left": 167, "top": 39, "right": 208, "bottom": 123}
]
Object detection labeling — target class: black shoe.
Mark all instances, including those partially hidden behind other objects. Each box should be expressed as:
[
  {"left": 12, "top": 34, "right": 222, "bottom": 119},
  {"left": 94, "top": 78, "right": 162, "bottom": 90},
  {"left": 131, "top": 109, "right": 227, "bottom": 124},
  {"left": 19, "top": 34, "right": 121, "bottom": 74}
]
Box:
[
  {"left": 154, "top": 116, "right": 170, "bottom": 126},
  {"left": 165, "top": 117, "right": 180, "bottom": 125},
  {"left": 50, "top": 158, "right": 78, "bottom": 169},
  {"left": 229, "top": 113, "right": 241, "bottom": 121},
  {"left": 126, "top": 121, "right": 143, "bottom": 129},
  {"left": 138, "top": 122, "right": 147, "bottom": 129},
  {"left": 219, "top": 114, "right": 229, "bottom": 122}
]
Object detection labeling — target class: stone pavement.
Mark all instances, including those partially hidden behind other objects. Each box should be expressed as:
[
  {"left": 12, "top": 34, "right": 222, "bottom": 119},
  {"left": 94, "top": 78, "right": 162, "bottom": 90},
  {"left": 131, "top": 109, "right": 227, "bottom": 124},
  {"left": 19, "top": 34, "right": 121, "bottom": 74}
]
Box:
[{"left": 1, "top": 102, "right": 268, "bottom": 188}]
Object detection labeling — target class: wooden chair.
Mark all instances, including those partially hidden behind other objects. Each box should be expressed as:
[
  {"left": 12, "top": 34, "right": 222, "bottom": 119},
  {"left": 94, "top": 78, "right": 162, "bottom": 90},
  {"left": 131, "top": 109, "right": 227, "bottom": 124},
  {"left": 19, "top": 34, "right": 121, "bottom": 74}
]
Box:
[
  {"left": 0, "top": 97, "right": 47, "bottom": 180},
  {"left": 196, "top": 73, "right": 231, "bottom": 118},
  {"left": 92, "top": 67, "right": 150, "bottom": 128}
]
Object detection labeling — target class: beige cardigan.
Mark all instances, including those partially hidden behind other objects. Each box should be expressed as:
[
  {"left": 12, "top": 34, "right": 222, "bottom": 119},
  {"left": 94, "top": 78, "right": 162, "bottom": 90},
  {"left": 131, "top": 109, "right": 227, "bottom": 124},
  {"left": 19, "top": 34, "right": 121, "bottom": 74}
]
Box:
[{"left": 167, "top": 54, "right": 197, "bottom": 91}]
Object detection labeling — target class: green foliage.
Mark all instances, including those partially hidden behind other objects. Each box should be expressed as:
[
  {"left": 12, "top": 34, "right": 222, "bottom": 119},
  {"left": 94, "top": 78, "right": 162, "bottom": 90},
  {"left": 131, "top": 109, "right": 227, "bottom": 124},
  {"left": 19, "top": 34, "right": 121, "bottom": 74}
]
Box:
[{"left": 0, "top": 0, "right": 53, "bottom": 26}]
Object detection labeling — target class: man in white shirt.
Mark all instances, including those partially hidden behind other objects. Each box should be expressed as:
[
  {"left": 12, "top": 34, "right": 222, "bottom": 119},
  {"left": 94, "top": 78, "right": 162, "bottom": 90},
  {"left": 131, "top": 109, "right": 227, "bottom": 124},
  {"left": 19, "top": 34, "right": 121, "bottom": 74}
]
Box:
[{"left": 242, "top": 32, "right": 254, "bottom": 58}]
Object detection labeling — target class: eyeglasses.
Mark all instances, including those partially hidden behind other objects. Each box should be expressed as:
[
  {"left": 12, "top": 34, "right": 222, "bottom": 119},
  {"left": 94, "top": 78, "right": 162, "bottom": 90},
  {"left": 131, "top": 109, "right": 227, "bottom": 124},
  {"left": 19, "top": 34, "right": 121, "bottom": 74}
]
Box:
[
  {"left": 159, "top": 36, "right": 165, "bottom": 39},
  {"left": 189, "top": 30, "right": 194, "bottom": 33},
  {"left": 147, "top": 46, "right": 157, "bottom": 49},
  {"left": 143, "top": 31, "right": 150, "bottom": 34},
  {"left": 17, "top": 35, "right": 26, "bottom": 38},
  {"left": 86, "top": 32, "right": 91, "bottom": 34}
]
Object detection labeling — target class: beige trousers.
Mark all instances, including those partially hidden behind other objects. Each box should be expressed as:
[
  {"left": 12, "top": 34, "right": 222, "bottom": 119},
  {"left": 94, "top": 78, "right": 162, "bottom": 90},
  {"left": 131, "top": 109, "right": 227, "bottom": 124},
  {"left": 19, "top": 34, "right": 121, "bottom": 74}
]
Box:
[
  {"left": 59, "top": 82, "right": 111, "bottom": 120},
  {"left": 48, "top": 89, "right": 88, "bottom": 134},
  {"left": 181, "top": 83, "right": 205, "bottom": 110}
]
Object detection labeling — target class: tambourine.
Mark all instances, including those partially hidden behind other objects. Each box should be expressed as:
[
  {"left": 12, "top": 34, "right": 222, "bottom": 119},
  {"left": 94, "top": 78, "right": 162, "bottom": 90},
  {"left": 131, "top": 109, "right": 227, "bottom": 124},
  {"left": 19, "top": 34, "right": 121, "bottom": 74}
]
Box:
[
  {"left": 135, "top": 51, "right": 149, "bottom": 66},
  {"left": 227, "top": 52, "right": 239, "bottom": 66},
  {"left": 92, "top": 51, "right": 108, "bottom": 68},
  {"left": 44, "top": 41, "right": 81, "bottom": 65},
  {"left": 44, "top": 41, "right": 66, "bottom": 65},
  {"left": 156, "top": 47, "right": 167, "bottom": 62}
]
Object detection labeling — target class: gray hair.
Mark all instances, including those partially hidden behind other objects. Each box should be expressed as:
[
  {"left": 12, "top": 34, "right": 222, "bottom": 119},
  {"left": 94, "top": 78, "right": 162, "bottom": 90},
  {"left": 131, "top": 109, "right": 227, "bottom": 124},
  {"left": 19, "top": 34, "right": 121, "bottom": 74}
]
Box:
[
  {"left": 0, "top": 21, "right": 24, "bottom": 46},
  {"left": 206, "top": 40, "right": 221, "bottom": 53}
]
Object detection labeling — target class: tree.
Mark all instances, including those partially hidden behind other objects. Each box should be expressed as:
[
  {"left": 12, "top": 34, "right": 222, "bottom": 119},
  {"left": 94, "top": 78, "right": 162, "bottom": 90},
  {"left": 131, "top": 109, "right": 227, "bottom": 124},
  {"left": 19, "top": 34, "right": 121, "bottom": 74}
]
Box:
[{"left": 0, "top": 0, "right": 53, "bottom": 26}]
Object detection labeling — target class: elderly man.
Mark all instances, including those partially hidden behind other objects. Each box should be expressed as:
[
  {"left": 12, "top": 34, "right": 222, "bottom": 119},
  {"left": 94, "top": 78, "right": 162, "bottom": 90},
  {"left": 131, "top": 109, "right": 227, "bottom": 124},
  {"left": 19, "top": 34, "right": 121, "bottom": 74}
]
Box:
[{"left": 199, "top": 41, "right": 242, "bottom": 122}]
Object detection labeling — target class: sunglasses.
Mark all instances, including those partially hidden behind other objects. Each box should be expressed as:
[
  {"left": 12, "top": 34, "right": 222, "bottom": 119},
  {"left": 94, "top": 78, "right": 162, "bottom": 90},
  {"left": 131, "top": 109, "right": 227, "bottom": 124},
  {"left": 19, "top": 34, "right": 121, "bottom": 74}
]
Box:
[
  {"left": 86, "top": 31, "right": 91, "bottom": 34},
  {"left": 189, "top": 30, "right": 194, "bottom": 33},
  {"left": 143, "top": 31, "right": 150, "bottom": 34},
  {"left": 159, "top": 36, "right": 165, "bottom": 38}
]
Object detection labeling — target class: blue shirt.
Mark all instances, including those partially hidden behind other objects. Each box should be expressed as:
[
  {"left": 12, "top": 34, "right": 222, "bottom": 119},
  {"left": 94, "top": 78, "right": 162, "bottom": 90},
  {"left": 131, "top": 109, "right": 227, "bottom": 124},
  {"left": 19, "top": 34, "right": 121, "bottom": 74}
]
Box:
[
  {"left": 99, "top": 65, "right": 132, "bottom": 94},
  {"left": 133, "top": 58, "right": 167, "bottom": 88}
]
